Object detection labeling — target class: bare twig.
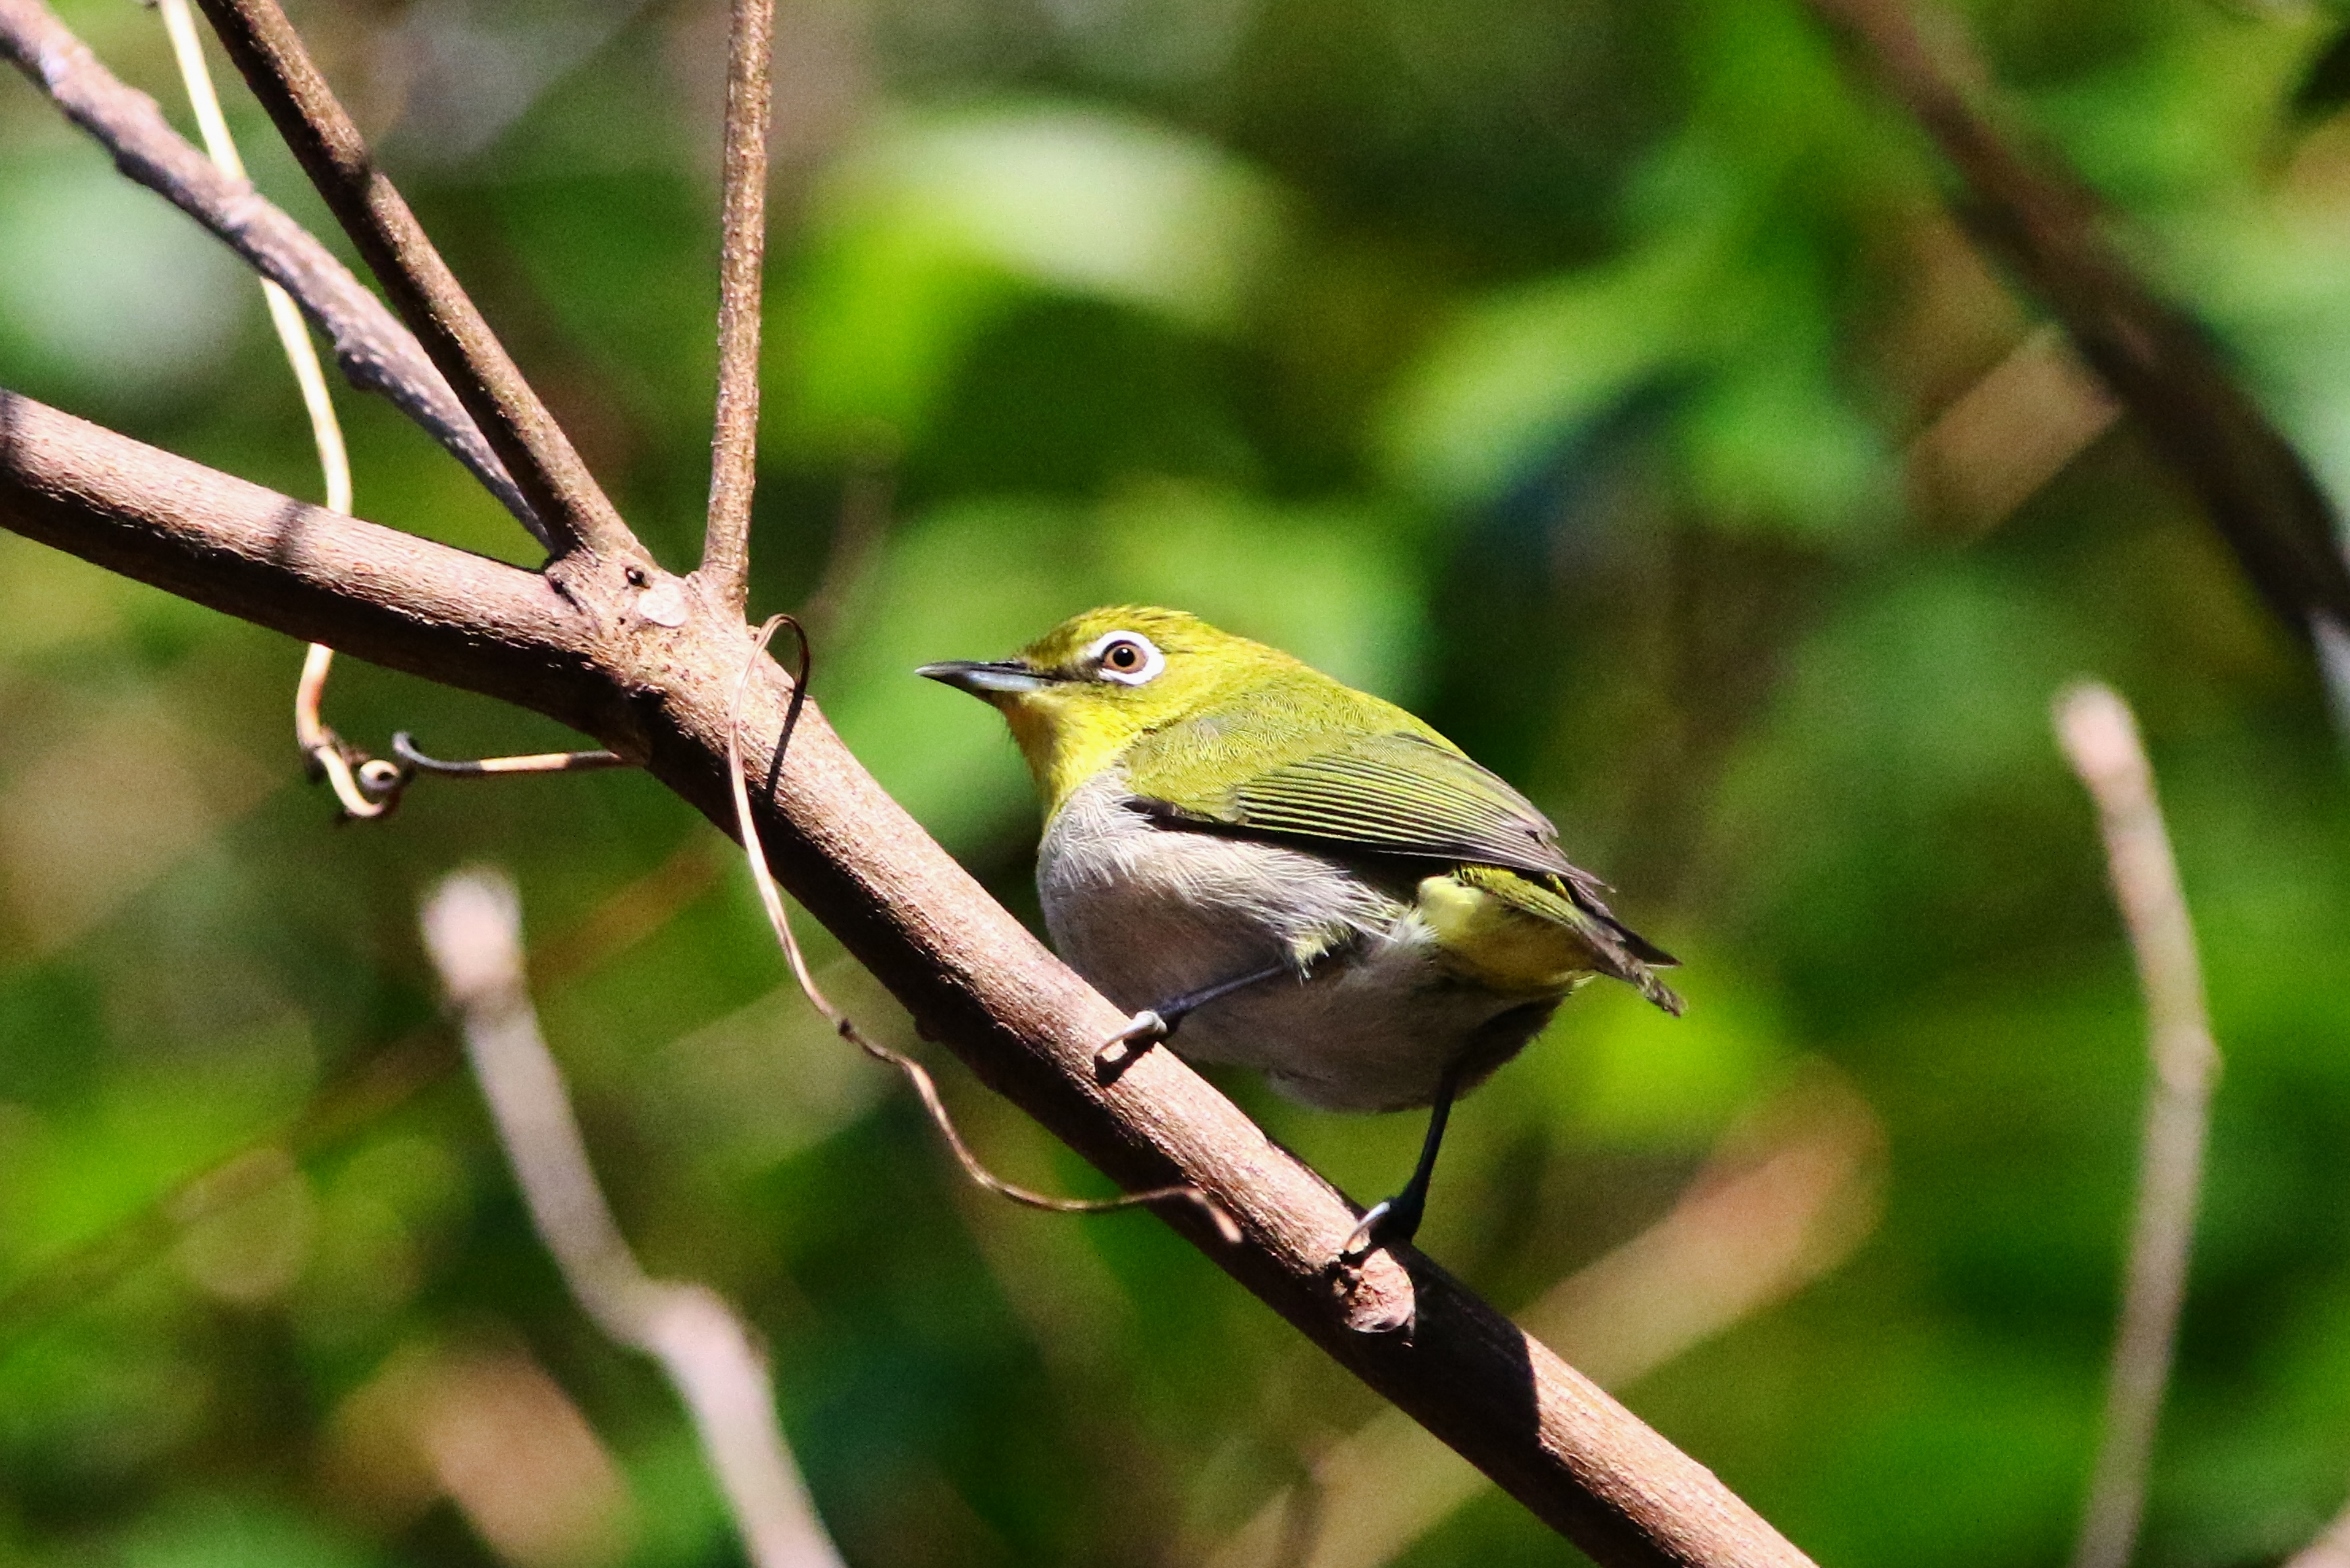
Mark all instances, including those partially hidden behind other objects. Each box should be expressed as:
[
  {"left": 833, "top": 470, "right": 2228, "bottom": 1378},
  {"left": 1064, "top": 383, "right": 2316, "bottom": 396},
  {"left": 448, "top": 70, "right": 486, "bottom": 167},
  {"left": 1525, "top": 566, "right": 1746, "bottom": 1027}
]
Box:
[
  {"left": 726, "top": 616, "right": 1240, "bottom": 1243},
  {"left": 0, "top": 0, "right": 541, "bottom": 538},
  {"left": 392, "top": 733, "right": 627, "bottom": 777},
  {"left": 0, "top": 834, "right": 727, "bottom": 1353},
  {"left": 191, "top": 0, "right": 638, "bottom": 561},
  {"left": 697, "top": 0, "right": 777, "bottom": 611},
  {"left": 1, "top": 389, "right": 1818, "bottom": 1568},
  {"left": 1806, "top": 0, "right": 2350, "bottom": 648},
  {"left": 421, "top": 867, "right": 844, "bottom": 1568},
  {"left": 2055, "top": 682, "right": 2221, "bottom": 1568},
  {"left": 1210, "top": 1072, "right": 1884, "bottom": 1568},
  {"left": 295, "top": 644, "right": 407, "bottom": 817}
]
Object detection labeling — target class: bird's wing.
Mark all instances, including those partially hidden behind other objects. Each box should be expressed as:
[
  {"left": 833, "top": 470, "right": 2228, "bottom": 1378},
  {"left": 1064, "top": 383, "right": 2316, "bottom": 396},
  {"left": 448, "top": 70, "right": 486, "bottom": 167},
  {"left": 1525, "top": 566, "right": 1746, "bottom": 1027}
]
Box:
[
  {"left": 1127, "top": 712, "right": 1597, "bottom": 887},
  {"left": 1150, "top": 728, "right": 1578, "bottom": 870},
  {"left": 1128, "top": 701, "right": 1679, "bottom": 983}
]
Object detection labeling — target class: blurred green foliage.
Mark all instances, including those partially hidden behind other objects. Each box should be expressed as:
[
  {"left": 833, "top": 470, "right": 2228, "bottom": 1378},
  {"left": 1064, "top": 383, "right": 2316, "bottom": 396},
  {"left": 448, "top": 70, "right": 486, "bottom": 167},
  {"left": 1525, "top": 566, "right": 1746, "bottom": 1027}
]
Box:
[{"left": 3, "top": 0, "right": 2350, "bottom": 1563}]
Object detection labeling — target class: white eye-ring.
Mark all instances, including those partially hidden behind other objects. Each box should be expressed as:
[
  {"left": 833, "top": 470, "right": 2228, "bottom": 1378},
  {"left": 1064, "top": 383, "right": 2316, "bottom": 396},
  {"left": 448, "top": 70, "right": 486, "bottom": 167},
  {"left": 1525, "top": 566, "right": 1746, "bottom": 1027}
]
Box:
[{"left": 1086, "top": 630, "right": 1164, "bottom": 686}]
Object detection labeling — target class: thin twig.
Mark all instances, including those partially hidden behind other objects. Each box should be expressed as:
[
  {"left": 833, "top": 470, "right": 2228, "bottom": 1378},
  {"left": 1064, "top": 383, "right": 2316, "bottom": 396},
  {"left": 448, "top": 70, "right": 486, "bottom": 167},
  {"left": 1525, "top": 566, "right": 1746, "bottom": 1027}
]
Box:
[
  {"left": 0, "top": 0, "right": 541, "bottom": 538},
  {"left": 191, "top": 0, "right": 637, "bottom": 560},
  {"left": 392, "top": 733, "right": 626, "bottom": 777},
  {"left": 3, "top": 390, "right": 1822, "bottom": 1568},
  {"left": 698, "top": 0, "right": 777, "bottom": 612},
  {"left": 1804, "top": 0, "right": 2350, "bottom": 650},
  {"left": 421, "top": 867, "right": 845, "bottom": 1568},
  {"left": 2055, "top": 682, "right": 2221, "bottom": 1568},
  {"left": 295, "top": 645, "right": 404, "bottom": 816},
  {"left": 726, "top": 615, "right": 1240, "bottom": 1244},
  {"left": 0, "top": 835, "right": 728, "bottom": 1354},
  {"left": 150, "top": 0, "right": 395, "bottom": 821},
  {"left": 154, "top": 0, "right": 610, "bottom": 809}
]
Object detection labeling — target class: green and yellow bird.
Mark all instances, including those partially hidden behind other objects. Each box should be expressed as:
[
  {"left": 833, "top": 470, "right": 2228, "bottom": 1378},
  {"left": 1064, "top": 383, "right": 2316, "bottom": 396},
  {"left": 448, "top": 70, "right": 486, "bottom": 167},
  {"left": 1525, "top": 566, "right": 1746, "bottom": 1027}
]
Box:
[{"left": 919, "top": 606, "right": 1681, "bottom": 1256}]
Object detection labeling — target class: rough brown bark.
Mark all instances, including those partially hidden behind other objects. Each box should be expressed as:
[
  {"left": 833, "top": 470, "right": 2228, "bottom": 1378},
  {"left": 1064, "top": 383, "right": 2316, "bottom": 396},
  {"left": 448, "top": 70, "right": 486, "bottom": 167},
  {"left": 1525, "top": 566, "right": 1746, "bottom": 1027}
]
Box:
[{"left": 697, "top": 0, "right": 777, "bottom": 611}]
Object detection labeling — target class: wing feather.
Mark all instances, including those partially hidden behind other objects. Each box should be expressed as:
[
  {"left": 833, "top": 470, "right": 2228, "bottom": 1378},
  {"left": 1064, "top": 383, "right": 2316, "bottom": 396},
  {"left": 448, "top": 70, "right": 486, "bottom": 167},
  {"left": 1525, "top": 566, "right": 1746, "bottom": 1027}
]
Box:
[{"left": 1125, "top": 707, "right": 1674, "bottom": 970}]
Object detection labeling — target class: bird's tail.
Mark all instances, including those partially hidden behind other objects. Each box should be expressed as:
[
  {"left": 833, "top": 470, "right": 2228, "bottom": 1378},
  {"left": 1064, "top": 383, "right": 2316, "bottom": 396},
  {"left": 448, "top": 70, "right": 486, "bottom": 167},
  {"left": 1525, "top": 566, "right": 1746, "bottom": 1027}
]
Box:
[{"left": 1556, "top": 881, "right": 1685, "bottom": 1017}]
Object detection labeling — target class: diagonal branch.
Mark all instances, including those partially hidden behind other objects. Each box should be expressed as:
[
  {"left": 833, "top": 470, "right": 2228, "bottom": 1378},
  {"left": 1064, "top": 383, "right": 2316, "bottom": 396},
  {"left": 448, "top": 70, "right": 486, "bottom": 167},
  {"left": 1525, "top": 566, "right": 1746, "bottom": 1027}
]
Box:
[
  {"left": 697, "top": 0, "right": 777, "bottom": 612},
  {"left": 0, "top": 0, "right": 544, "bottom": 542},
  {"left": 1804, "top": 0, "right": 2350, "bottom": 645},
  {"left": 0, "top": 384, "right": 1818, "bottom": 1568},
  {"left": 190, "top": 0, "right": 638, "bottom": 561}
]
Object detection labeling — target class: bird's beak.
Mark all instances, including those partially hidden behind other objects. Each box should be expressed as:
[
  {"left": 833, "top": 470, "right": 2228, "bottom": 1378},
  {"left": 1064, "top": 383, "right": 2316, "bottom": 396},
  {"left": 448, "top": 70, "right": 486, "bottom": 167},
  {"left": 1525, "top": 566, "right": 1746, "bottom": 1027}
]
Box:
[{"left": 916, "top": 659, "right": 1055, "bottom": 697}]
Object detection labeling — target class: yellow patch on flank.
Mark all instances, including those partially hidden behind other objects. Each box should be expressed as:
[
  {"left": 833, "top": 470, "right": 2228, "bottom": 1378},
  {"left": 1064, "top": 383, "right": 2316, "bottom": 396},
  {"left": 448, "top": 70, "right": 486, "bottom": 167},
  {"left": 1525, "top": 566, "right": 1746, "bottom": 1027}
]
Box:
[{"left": 1415, "top": 873, "right": 1593, "bottom": 995}]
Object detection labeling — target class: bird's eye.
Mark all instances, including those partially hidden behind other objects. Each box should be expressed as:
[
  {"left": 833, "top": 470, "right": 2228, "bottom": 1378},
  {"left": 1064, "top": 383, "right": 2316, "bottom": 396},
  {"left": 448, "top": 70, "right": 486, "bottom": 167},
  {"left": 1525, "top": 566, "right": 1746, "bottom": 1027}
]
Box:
[{"left": 1085, "top": 630, "right": 1164, "bottom": 686}]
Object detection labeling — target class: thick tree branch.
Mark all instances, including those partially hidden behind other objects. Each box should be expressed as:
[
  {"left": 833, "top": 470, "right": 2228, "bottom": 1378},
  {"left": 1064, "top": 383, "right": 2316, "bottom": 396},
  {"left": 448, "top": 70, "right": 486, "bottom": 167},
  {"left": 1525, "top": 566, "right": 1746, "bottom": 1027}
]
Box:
[
  {"left": 190, "top": 0, "right": 637, "bottom": 561},
  {"left": 0, "top": 392, "right": 603, "bottom": 715},
  {"left": 698, "top": 0, "right": 776, "bottom": 611},
  {"left": 1805, "top": 0, "right": 2350, "bottom": 644},
  {"left": 0, "top": 385, "right": 1816, "bottom": 1568},
  {"left": 0, "top": 0, "right": 543, "bottom": 541}
]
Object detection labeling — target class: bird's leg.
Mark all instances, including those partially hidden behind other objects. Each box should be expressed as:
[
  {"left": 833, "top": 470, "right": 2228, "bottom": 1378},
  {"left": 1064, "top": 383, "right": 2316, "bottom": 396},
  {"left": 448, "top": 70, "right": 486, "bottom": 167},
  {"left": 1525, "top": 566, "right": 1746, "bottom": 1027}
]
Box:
[
  {"left": 1341, "top": 1061, "right": 1465, "bottom": 1262},
  {"left": 1096, "top": 958, "right": 1295, "bottom": 1071}
]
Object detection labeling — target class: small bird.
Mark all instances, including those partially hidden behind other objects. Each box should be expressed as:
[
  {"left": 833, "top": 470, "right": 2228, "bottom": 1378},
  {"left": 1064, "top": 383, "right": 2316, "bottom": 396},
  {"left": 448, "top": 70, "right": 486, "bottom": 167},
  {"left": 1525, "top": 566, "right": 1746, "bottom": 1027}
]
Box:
[{"left": 919, "top": 606, "right": 1681, "bottom": 1257}]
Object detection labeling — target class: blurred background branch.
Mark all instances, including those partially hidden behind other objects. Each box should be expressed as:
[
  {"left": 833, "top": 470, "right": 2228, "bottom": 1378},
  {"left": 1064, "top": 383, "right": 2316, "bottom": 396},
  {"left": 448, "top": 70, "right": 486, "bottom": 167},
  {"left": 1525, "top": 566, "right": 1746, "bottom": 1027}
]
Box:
[
  {"left": 421, "top": 866, "right": 845, "bottom": 1568},
  {"left": 2055, "top": 684, "right": 2220, "bottom": 1568},
  {"left": 2293, "top": 1503, "right": 2350, "bottom": 1568},
  {"left": 1806, "top": 0, "right": 2350, "bottom": 668},
  {"left": 1902, "top": 324, "right": 2119, "bottom": 538},
  {"left": 0, "top": 832, "right": 727, "bottom": 1354}
]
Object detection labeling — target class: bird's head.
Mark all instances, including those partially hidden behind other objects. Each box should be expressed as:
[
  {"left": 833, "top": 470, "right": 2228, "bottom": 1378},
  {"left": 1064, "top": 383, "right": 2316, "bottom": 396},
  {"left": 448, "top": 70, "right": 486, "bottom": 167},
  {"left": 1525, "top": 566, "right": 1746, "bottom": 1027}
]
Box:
[{"left": 919, "top": 605, "right": 1288, "bottom": 814}]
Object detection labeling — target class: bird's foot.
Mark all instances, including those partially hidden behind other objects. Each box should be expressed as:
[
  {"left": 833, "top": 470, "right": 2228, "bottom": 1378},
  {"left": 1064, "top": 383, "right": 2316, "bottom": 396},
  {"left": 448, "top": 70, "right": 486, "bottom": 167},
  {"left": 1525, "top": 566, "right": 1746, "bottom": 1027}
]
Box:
[
  {"left": 1095, "top": 1009, "right": 1168, "bottom": 1073},
  {"left": 1340, "top": 1192, "right": 1425, "bottom": 1264}
]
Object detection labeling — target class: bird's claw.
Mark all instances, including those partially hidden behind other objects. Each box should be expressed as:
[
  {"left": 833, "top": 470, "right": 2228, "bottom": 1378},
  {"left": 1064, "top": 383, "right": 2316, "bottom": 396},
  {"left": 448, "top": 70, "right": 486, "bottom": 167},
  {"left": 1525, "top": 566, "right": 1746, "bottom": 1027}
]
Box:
[
  {"left": 1340, "top": 1195, "right": 1423, "bottom": 1264},
  {"left": 1095, "top": 1009, "right": 1168, "bottom": 1071}
]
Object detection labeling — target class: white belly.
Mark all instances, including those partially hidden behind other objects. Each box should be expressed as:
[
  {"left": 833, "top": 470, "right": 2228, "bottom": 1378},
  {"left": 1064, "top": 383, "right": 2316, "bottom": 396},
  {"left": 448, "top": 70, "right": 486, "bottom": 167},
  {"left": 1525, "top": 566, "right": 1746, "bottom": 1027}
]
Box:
[{"left": 1036, "top": 772, "right": 1560, "bottom": 1112}]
